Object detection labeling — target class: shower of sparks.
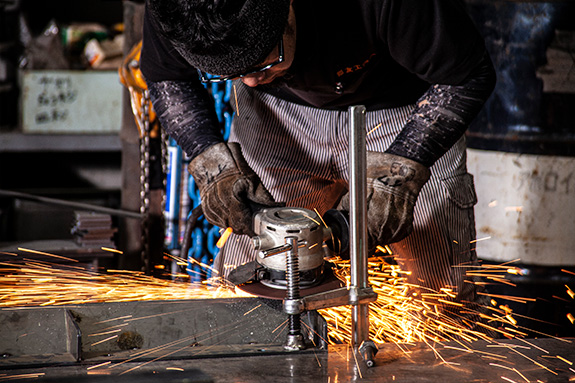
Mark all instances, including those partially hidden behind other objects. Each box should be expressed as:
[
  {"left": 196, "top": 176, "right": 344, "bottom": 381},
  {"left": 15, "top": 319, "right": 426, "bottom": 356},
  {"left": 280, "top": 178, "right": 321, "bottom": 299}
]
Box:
[
  {"left": 0, "top": 373, "right": 45, "bottom": 381},
  {"left": 318, "top": 255, "right": 509, "bottom": 345},
  {"left": 318, "top": 256, "right": 575, "bottom": 351},
  {"left": 0, "top": 259, "right": 246, "bottom": 308},
  {"left": 17, "top": 247, "right": 78, "bottom": 263},
  {"left": 0, "top": 254, "right": 571, "bottom": 343},
  {"left": 1, "top": 248, "right": 574, "bottom": 381}
]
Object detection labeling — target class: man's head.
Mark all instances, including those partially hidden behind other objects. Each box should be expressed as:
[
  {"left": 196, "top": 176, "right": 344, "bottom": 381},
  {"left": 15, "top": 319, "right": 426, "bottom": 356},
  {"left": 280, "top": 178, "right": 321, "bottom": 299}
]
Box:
[{"left": 148, "top": 0, "right": 291, "bottom": 78}]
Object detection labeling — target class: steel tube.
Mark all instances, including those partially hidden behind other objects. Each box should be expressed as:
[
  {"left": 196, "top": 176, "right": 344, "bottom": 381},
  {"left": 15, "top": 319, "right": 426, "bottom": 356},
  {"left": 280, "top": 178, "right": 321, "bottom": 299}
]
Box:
[
  {"left": 348, "top": 105, "right": 370, "bottom": 346},
  {"left": 0, "top": 189, "right": 143, "bottom": 219}
]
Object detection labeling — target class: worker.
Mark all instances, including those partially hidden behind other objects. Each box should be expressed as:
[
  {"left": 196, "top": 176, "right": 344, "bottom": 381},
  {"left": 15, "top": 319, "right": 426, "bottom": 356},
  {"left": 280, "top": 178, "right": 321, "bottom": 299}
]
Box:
[{"left": 141, "top": 0, "right": 496, "bottom": 321}]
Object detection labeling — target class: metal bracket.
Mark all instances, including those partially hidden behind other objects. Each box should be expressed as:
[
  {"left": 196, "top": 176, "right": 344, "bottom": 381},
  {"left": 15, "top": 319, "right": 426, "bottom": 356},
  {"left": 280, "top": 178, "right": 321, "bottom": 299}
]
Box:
[{"left": 283, "top": 286, "right": 378, "bottom": 315}]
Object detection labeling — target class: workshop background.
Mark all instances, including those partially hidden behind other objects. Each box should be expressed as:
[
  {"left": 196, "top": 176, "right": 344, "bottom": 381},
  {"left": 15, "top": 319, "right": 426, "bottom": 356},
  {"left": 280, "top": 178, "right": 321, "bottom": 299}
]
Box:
[{"left": 0, "top": 0, "right": 575, "bottom": 381}]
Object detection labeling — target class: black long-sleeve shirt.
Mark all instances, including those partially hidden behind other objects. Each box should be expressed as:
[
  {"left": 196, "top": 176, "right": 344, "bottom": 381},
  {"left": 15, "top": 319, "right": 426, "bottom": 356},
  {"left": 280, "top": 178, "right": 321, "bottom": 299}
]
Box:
[{"left": 141, "top": 0, "right": 496, "bottom": 166}]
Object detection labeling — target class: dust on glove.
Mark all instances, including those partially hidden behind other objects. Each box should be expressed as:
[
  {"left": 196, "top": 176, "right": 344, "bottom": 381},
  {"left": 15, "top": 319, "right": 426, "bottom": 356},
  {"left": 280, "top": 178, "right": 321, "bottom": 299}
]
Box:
[
  {"left": 188, "top": 142, "right": 284, "bottom": 236},
  {"left": 339, "top": 152, "right": 430, "bottom": 250}
]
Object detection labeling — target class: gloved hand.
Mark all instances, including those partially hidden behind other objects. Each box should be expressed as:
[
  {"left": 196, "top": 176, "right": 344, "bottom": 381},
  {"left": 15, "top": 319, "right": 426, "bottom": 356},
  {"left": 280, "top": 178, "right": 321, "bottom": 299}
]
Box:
[
  {"left": 188, "top": 142, "right": 283, "bottom": 236},
  {"left": 339, "top": 152, "right": 430, "bottom": 249}
]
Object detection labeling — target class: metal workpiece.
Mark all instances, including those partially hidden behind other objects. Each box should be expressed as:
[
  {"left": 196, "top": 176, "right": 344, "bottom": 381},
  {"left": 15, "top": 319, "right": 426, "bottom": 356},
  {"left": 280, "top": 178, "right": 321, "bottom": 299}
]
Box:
[
  {"left": 0, "top": 308, "right": 82, "bottom": 365},
  {"left": 0, "top": 298, "right": 328, "bottom": 368}
]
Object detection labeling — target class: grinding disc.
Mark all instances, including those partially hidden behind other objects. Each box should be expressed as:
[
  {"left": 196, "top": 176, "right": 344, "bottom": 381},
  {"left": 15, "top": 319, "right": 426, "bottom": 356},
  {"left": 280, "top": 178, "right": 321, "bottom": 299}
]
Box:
[{"left": 233, "top": 264, "right": 344, "bottom": 300}]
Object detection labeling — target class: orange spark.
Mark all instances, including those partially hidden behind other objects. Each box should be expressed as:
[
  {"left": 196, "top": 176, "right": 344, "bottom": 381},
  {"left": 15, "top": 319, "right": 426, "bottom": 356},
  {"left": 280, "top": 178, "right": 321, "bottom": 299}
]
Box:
[
  {"left": 233, "top": 84, "right": 240, "bottom": 116},
  {"left": 90, "top": 335, "right": 118, "bottom": 346},
  {"left": 87, "top": 361, "right": 112, "bottom": 370},
  {"left": 216, "top": 227, "right": 233, "bottom": 249},
  {"left": 556, "top": 355, "right": 573, "bottom": 366},
  {"left": 101, "top": 247, "right": 123, "bottom": 254},
  {"left": 367, "top": 123, "right": 382, "bottom": 136},
  {"left": 470, "top": 236, "right": 491, "bottom": 244},
  {"left": 17, "top": 247, "right": 78, "bottom": 263},
  {"left": 243, "top": 304, "right": 262, "bottom": 316},
  {"left": 566, "top": 285, "right": 575, "bottom": 300}
]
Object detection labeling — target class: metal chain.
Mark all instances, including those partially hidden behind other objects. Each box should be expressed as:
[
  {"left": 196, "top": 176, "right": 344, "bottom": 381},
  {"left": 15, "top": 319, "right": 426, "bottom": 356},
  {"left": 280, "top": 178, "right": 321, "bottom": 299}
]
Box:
[
  {"left": 160, "top": 125, "right": 168, "bottom": 258},
  {"left": 139, "top": 90, "right": 151, "bottom": 273}
]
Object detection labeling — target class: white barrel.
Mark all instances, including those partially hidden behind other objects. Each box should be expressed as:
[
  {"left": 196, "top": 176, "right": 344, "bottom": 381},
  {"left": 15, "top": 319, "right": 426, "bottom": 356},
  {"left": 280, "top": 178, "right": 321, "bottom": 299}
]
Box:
[{"left": 468, "top": 148, "right": 575, "bottom": 266}]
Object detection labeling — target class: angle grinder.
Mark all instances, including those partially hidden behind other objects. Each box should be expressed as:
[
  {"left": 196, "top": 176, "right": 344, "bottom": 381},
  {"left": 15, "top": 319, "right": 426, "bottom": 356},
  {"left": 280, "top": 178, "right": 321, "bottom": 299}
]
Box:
[{"left": 228, "top": 206, "right": 350, "bottom": 299}]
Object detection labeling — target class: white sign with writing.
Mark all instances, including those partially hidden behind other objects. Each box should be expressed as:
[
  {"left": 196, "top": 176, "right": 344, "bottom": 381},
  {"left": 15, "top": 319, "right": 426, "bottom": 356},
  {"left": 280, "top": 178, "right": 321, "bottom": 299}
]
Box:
[{"left": 21, "top": 70, "right": 122, "bottom": 134}]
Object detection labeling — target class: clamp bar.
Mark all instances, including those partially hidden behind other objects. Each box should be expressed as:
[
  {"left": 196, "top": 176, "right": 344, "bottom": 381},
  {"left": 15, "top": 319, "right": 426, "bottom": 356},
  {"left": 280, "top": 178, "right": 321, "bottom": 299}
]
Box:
[
  {"left": 348, "top": 105, "right": 377, "bottom": 367},
  {"left": 349, "top": 105, "right": 369, "bottom": 343}
]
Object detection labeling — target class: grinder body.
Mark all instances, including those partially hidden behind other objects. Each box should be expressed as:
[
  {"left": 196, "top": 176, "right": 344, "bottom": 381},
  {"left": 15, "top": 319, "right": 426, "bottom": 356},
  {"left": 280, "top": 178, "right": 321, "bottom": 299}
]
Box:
[{"left": 252, "top": 207, "right": 331, "bottom": 289}]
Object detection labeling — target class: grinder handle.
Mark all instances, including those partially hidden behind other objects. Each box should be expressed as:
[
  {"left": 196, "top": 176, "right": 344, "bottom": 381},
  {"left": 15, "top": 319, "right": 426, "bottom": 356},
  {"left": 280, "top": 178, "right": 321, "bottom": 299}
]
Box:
[{"left": 322, "top": 209, "right": 350, "bottom": 259}]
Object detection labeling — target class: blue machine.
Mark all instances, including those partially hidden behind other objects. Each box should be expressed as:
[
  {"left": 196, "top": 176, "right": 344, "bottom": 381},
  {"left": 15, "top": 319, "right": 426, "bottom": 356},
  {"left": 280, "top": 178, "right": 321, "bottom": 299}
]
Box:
[{"left": 164, "top": 78, "right": 234, "bottom": 283}]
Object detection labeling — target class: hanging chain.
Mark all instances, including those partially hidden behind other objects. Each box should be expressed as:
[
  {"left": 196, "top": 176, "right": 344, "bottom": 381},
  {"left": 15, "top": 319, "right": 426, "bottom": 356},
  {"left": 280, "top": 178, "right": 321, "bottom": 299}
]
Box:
[
  {"left": 139, "top": 89, "right": 151, "bottom": 273},
  {"left": 160, "top": 124, "right": 169, "bottom": 258}
]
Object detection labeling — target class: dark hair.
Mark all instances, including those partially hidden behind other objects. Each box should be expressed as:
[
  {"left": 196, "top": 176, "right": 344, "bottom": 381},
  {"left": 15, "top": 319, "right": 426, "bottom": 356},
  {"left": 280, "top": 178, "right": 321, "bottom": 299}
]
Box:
[
  {"left": 147, "top": 0, "right": 290, "bottom": 75},
  {"left": 148, "top": 0, "right": 242, "bottom": 53}
]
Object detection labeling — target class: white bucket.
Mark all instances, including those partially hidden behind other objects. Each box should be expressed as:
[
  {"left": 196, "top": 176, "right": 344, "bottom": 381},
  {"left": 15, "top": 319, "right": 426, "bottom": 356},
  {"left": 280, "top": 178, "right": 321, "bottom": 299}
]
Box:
[{"left": 468, "top": 148, "right": 575, "bottom": 266}]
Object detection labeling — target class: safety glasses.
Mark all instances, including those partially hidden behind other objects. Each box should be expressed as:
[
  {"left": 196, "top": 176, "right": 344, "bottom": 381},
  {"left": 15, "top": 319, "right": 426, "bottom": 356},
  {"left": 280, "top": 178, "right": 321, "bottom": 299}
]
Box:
[{"left": 197, "top": 38, "right": 284, "bottom": 83}]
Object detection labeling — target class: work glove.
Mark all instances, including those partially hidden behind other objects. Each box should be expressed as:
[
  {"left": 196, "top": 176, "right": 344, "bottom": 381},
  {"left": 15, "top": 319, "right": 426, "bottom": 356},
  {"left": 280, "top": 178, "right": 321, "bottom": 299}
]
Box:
[
  {"left": 188, "top": 142, "right": 283, "bottom": 236},
  {"left": 338, "top": 152, "right": 430, "bottom": 250}
]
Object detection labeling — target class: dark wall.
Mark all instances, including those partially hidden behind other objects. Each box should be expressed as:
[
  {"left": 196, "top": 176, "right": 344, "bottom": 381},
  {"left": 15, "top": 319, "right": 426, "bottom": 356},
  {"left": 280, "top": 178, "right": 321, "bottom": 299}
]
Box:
[
  {"left": 465, "top": 0, "right": 575, "bottom": 156},
  {"left": 21, "top": 0, "right": 124, "bottom": 34}
]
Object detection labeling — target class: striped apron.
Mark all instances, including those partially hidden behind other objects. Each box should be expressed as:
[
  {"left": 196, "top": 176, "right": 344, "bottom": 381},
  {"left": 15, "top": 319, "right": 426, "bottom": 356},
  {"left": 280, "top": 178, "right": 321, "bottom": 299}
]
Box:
[{"left": 215, "top": 81, "right": 485, "bottom": 309}]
